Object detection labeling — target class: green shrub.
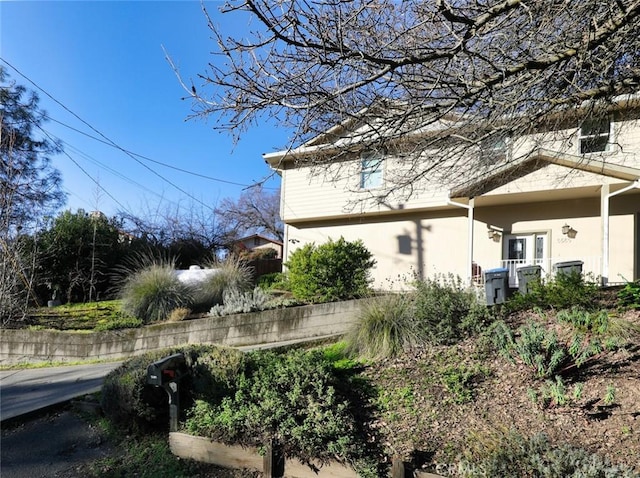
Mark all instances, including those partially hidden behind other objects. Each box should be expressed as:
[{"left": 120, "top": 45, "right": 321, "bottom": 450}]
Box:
[
  {"left": 185, "top": 348, "right": 380, "bottom": 475},
  {"left": 191, "top": 256, "right": 253, "bottom": 311},
  {"left": 506, "top": 272, "right": 599, "bottom": 312},
  {"left": 503, "top": 320, "right": 607, "bottom": 378},
  {"left": 461, "top": 430, "right": 636, "bottom": 477},
  {"left": 557, "top": 308, "right": 639, "bottom": 349},
  {"left": 101, "top": 345, "right": 244, "bottom": 430},
  {"left": 286, "top": 237, "right": 375, "bottom": 303},
  {"left": 345, "top": 294, "right": 421, "bottom": 359},
  {"left": 556, "top": 308, "right": 610, "bottom": 334},
  {"left": 257, "top": 272, "right": 287, "bottom": 290},
  {"left": 120, "top": 263, "right": 192, "bottom": 323},
  {"left": 618, "top": 280, "right": 640, "bottom": 309},
  {"left": 413, "top": 275, "right": 492, "bottom": 345}
]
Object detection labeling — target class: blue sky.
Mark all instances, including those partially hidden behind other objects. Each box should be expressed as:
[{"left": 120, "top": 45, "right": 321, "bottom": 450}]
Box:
[{"left": 1, "top": 0, "right": 287, "bottom": 219}]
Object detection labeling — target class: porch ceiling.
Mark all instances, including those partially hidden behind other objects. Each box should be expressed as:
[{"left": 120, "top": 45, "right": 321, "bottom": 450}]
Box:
[
  {"left": 470, "top": 185, "right": 605, "bottom": 207},
  {"left": 451, "top": 148, "right": 640, "bottom": 199}
]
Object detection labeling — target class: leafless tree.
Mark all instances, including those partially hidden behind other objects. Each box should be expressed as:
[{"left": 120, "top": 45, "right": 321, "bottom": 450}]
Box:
[
  {"left": 179, "top": 0, "right": 640, "bottom": 201},
  {"left": 119, "top": 198, "right": 226, "bottom": 265},
  {"left": 216, "top": 186, "right": 284, "bottom": 242},
  {"left": 1, "top": 68, "right": 64, "bottom": 324}
]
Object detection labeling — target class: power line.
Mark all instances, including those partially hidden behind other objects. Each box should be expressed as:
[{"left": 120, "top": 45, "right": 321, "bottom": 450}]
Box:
[
  {"left": 56, "top": 134, "right": 202, "bottom": 212},
  {"left": 43, "top": 113, "right": 270, "bottom": 189},
  {"left": 37, "top": 126, "right": 132, "bottom": 214},
  {"left": 1, "top": 58, "right": 220, "bottom": 212}
]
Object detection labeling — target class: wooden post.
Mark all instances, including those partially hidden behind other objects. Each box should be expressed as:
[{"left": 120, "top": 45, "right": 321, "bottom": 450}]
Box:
[
  {"left": 263, "top": 441, "right": 284, "bottom": 478},
  {"left": 392, "top": 457, "right": 406, "bottom": 478}
]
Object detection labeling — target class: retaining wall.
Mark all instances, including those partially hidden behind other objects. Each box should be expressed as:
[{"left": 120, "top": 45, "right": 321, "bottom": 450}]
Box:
[{"left": 0, "top": 299, "right": 365, "bottom": 364}]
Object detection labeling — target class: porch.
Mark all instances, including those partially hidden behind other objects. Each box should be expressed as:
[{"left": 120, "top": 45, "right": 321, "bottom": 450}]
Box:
[{"left": 474, "top": 256, "right": 602, "bottom": 288}]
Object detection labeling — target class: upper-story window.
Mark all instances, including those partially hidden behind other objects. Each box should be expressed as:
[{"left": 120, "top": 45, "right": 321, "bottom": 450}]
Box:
[
  {"left": 480, "top": 135, "right": 509, "bottom": 165},
  {"left": 579, "top": 118, "right": 611, "bottom": 154},
  {"left": 360, "top": 151, "right": 384, "bottom": 189}
]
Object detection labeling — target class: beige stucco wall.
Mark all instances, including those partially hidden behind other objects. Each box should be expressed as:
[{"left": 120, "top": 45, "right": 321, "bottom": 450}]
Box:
[
  {"left": 285, "top": 192, "right": 639, "bottom": 289},
  {"left": 473, "top": 194, "right": 639, "bottom": 282},
  {"left": 286, "top": 211, "right": 474, "bottom": 290},
  {"left": 279, "top": 117, "right": 640, "bottom": 223}
]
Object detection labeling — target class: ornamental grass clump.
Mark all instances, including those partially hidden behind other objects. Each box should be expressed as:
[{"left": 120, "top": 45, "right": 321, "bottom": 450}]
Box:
[
  {"left": 192, "top": 255, "right": 253, "bottom": 310},
  {"left": 120, "top": 262, "right": 192, "bottom": 323},
  {"left": 345, "top": 294, "right": 421, "bottom": 359}
]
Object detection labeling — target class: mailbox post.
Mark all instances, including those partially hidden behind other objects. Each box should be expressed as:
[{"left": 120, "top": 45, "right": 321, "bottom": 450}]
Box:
[{"left": 146, "top": 353, "right": 188, "bottom": 432}]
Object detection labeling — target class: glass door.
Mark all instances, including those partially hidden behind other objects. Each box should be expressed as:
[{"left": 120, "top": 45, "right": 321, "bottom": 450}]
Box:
[{"left": 503, "top": 233, "right": 547, "bottom": 286}]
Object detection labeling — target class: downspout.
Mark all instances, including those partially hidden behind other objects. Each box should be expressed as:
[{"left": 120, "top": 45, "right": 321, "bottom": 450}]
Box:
[
  {"left": 602, "top": 180, "right": 640, "bottom": 285},
  {"left": 447, "top": 198, "right": 475, "bottom": 285}
]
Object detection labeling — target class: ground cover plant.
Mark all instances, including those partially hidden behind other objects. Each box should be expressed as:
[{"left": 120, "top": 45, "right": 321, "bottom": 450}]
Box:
[
  {"left": 47, "top": 274, "right": 640, "bottom": 476},
  {"left": 24, "top": 300, "right": 141, "bottom": 331}
]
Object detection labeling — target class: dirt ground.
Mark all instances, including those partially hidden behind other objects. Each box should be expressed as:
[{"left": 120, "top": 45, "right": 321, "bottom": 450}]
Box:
[{"left": 362, "top": 309, "right": 640, "bottom": 474}]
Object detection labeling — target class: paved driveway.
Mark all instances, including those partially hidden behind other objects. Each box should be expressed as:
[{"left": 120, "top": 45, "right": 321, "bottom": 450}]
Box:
[{"left": 0, "top": 362, "right": 121, "bottom": 422}]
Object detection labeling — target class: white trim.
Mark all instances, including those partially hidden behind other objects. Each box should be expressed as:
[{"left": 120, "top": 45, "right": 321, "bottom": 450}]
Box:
[{"left": 602, "top": 180, "right": 640, "bottom": 284}]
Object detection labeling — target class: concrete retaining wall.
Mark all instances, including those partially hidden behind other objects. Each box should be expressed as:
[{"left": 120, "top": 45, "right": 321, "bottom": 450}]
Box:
[{"left": 0, "top": 300, "right": 365, "bottom": 364}]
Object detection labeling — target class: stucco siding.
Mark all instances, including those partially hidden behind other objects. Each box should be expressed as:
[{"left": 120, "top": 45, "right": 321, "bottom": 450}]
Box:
[
  {"left": 284, "top": 212, "right": 469, "bottom": 289},
  {"left": 281, "top": 160, "right": 448, "bottom": 222},
  {"left": 285, "top": 192, "right": 639, "bottom": 289}
]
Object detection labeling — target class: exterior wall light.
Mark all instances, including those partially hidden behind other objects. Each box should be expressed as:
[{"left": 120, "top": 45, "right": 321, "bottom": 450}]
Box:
[
  {"left": 487, "top": 228, "right": 501, "bottom": 240},
  {"left": 562, "top": 223, "right": 578, "bottom": 238}
]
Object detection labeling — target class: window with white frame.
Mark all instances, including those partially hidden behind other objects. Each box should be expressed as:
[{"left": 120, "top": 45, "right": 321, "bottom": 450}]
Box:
[
  {"left": 360, "top": 151, "right": 384, "bottom": 189},
  {"left": 480, "top": 135, "right": 509, "bottom": 164},
  {"left": 579, "top": 117, "right": 611, "bottom": 154}
]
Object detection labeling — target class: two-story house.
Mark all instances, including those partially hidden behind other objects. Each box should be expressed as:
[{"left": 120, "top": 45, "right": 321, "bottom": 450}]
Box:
[{"left": 264, "top": 97, "right": 640, "bottom": 289}]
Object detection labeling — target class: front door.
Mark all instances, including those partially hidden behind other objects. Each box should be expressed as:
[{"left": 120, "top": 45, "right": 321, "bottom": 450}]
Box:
[{"left": 503, "top": 233, "right": 548, "bottom": 286}]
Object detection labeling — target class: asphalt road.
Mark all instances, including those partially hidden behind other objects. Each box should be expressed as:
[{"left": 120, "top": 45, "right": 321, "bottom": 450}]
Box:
[
  {"left": 0, "top": 362, "right": 121, "bottom": 422},
  {"left": 1, "top": 409, "right": 113, "bottom": 478}
]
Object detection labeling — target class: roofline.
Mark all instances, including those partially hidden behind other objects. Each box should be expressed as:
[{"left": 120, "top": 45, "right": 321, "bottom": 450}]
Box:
[
  {"left": 264, "top": 93, "right": 640, "bottom": 170},
  {"left": 450, "top": 148, "right": 640, "bottom": 198},
  {"left": 232, "top": 233, "right": 283, "bottom": 246}
]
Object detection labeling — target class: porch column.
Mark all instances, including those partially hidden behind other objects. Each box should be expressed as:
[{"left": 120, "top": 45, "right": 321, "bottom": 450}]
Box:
[
  {"left": 601, "top": 184, "right": 610, "bottom": 286},
  {"left": 468, "top": 198, "right": 475, "bottom": 286},
  {"left": 447, "top": 197, "right": 475, "bottom": 286},
  {"left": 601, "top": 180, "right": 640, "bottom": 285}
]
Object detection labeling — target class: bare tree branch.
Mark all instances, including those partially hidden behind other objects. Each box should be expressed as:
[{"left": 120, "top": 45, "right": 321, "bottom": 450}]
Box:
[{"left": 183, "top": 0, "right": 640, "bottom": 200}]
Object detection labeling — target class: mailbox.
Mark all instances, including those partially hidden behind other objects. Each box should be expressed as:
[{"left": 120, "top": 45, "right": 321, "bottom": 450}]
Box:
[
  {"left": 146, "top": 352, "right": 188, "bottom": 432},
  {"left": 146, "top": 353, "right": 187, "bottom": 387}
]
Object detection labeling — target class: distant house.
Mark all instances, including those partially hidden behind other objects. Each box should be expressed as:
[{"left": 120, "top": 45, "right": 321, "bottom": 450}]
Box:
[
  {"left": 231, "top": 234, "right": 284, "bottom": 259},
  {"left": 265, "top": 96, "right": 640, "bottom": 289}
]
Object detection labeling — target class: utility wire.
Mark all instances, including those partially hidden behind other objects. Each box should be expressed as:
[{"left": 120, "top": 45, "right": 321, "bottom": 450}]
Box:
[
  {"left": 1, "top": 58, "right": 219, "bottom": 211},
  {"left": 43, "top": 113, "right": 269, "bottom": 188},
  {"left": 37, "top": 126, "right": 132, "bottom": 214},
  {"left": 57, "top": 135, "right": 199, "bottom": 211}
]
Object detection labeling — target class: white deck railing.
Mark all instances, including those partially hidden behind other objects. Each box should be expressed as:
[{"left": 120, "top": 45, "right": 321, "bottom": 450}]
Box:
[{"left": 481, "top": 256, "right": 602, "bottom": 287}]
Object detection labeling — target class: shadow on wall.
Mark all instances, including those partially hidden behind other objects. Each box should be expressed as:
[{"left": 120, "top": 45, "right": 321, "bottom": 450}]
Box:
[{"left": 396, "top": 220, "right": 432, "bottom": 281}]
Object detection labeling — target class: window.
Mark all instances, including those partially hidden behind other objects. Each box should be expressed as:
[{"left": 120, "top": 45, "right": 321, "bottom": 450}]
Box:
[
  {"left": 579, "top": 118, "right": 611, "bottom": 154},
  {"left": 360, "top": 152, "right": 384, "bottom": 189},
  {"left": 480, "top": 136, "right": 509, "bottom": 164}
]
